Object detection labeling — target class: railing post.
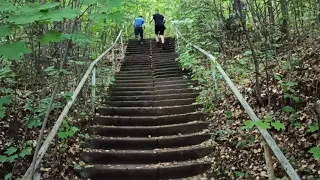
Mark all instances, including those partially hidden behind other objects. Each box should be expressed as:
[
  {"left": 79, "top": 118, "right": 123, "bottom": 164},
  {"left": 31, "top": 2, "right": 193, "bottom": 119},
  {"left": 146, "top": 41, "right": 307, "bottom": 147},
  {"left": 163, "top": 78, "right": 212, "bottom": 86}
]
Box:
[
  {"left": 211, "top": 60, "right": 217, "bottom": 99},
  {"left": 120, "top": 33, "right": 124, "bottom": 58},
  {"left": 91, "top": 65, "right": 96, "bottom": 113},
  {"left": 176, "top": 31, "right": 179, "bottom": 49},
  {"left": 125, "top": 26, "right": 128, "bottom": 40},
  {"left": 112, "top": 41, "right": 115, "bottom": 72}
]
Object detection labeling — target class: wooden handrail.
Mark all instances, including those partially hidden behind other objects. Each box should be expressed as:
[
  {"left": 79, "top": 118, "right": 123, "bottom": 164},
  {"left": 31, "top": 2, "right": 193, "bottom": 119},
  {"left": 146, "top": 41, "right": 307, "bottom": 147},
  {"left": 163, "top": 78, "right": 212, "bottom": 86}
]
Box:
[
  {"left": 22, "top": 29, "right": 123, "bottom": 180},
  {"left": 174, "top": 27, "right": 301, "bottom": 180}
]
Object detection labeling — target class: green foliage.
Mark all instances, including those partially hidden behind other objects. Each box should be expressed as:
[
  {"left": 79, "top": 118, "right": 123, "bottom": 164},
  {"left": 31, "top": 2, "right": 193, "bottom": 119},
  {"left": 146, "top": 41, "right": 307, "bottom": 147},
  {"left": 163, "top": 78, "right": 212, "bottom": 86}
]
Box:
[
  {"left": 242, "top": 114, "right": 285, "bottom": 131},
  {"left": 5, "top": 173, "right": 12, "bottom": 180},
  {"left": 309, "top": 147, "right": 320, "bottom": 159},
  {"left": 62, "top": 33, "right": 93, "bottom": 46},
  {"left": 271, "top": 120, "right": 286, "bottom": 131},
  {"left": 62, "top": 92, "right": 73, "bottom": 102},
  {"left": 40, "top": 31, "right": 62, "bottom": 45},
  {"left": 256, "top": 120, "right": 271, "bottom": 129},
  {"left": 274, "top": 74, "right": 300, "bottom": 103},
  {"left": 58, "top": 119, "right": 79, "bottom": 139},
  {"left": 235, "top": 171, "right": 248, "bottom": 178},
  {"left": 282, "top": 106, "right": 296, "bottom": 113},
  {"left": 0, "top": 26, "right": 11, "bottom": 38},
  {"left": 236, "top": 135, "right": 255, "bottom": 148},
  {"left": 0, "top": 140, "right": 34, "bottom": 164},
  {"left": 242, "top": 120, "right": 255, "bottom": 130},
  {"left": 0, "top": 42, "right": 31, "bottom": 60},
  {"left": 23, "top": 97, "right": 61, "bottom": 128},
  {"left": 0, "top": 95, "right": 12, "bottom": 118},
  {"left": 0, "top": 1, "right": 17, "bottom": 12},
  {"left": 5, "top": 147, "right": 17, "bottom": 155},
  {"left": 307, "top": 124, "right": 319, "bottom": 133}
]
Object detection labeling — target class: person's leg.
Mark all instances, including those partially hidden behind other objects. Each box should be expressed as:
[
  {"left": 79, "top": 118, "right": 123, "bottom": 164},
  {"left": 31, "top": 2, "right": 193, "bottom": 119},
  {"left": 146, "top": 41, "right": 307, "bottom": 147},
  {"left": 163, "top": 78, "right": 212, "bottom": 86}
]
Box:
[
  {"left": 155, "top": 25, "right": 160, "bottom": 43},
  {"left": 159, "top": 26, "right": 165, "bottom": 44},
  {"left": 139, "top": 27, "right": 144, "bottom": 44},
  {"left": 134, "top": 27, "right": 139, "bottom": 40}
]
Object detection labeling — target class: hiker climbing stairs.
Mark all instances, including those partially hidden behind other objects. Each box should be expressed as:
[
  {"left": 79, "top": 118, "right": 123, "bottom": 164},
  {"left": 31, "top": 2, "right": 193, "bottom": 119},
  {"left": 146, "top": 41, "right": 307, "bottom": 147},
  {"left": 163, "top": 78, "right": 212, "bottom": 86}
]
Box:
[{"left": 79, "top": 38, "right": 213, "bottom": 180}]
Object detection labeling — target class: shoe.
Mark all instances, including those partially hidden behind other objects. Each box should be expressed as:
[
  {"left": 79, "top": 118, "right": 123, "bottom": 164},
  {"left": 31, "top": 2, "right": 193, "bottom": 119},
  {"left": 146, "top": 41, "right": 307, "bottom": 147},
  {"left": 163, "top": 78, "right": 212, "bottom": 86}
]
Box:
[
  {"left": 156, "top": 42, "right": 160, "bottom": 46},
  {"left": 140, "top": 41, "right": 144, "bottom": 44}
]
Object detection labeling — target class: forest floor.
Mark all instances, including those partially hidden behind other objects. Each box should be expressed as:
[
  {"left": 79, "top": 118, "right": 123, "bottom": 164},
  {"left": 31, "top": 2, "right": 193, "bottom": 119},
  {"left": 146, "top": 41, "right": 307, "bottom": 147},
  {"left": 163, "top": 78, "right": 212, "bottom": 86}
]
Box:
[
  {"left": 200, "top": 31, "right": 320, "bottom": 179},
  {"left": 0, "top": 47, "right": 124, "bottom": 179}
]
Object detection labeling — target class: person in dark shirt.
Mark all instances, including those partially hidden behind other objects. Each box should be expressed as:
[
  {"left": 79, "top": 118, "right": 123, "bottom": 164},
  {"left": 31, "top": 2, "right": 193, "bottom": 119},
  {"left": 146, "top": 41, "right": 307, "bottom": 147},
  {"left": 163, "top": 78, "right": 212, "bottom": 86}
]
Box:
[
  {"left": 134, "top": 15, "right": 145, "bottom": 44},
  {"left": 150, "top": 10, "right": 166, "bottom": 48}
]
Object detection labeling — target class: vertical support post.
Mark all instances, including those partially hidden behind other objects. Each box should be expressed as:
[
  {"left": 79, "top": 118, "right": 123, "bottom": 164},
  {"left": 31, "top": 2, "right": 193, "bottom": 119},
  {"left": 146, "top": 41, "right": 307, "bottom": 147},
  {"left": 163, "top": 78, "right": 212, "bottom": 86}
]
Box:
[
  {"left": 112, "top": 41, "right": 115, "bottom": 72},
  {"left": 176, "top": 31, "right": 179, "bottom": 49},
  {"left": 120, "top": 33, "right": 124, "bottom": 58},
  {"left": 125, "top": 26, "right": 128, "bottom": 40},
  {"left": 211, "top": 60, "right": 217, "bottom": 99},
  {"left": 91, "top": 66, "right": 96, "bottom": 113}
]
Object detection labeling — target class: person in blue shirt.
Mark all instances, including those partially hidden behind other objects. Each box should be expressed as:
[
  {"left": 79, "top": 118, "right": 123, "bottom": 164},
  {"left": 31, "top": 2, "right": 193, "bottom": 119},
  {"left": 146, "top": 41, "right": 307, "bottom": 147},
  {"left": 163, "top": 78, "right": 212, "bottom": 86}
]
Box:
[{"left": 134, "top": 16, "right": 145, "bottom": 44}]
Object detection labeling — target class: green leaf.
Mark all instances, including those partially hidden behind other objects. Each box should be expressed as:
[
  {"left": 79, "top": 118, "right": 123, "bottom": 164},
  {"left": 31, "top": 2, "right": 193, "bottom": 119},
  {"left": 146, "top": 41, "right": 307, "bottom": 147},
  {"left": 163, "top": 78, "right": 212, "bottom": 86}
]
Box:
[
  {"left": 225, "top": 110, "right": 232, "bottom": 118},
  {"left": 247, "top": 135, "right": 255, "bottom": 143},
  {"left": 4, "top": 173, "right": 12, "bottom": 180},
  {"left": 0, "top": 155, "right": 8, "bottom": 163},
  {"left": 108, "top": 11, "right": 124, "bottom": 22},
  {"left": 292, "top": 96, "right": 300, "bottom": 102},
  {"left": 26, "top": 117, "right": 42, "bottom": 128},
  {"left": 58, "top": 132, "right": 68, "bottom": 139},
  {"left": 44, "top": 66, "right": 59, "bottom": 76},
  {"left": 0, "top": 26, "right": 11, "bottom": 38},
  {"left": 44, "top": 7, "right": 80, "bottom": 22},
  {"left": 63, "top": 92, "right": 73, "bottom": 102},
  {"left": 19, "top": 147, "right": 32, "bottom": 157},
  {"left": 236, "top": 171, "right": 248, "bottom": 177},
  {"left": 61, "top": 33, "right": 93, "bottom": 46},
  {"left": 5, "top": 146, "right": 17, "bottom": 155},
  {"left": 0, "top": 1, "right": 17, "bottom": 12},
  {"left": 88, "top": 13, "right": 107, "bottom": 21},
  {"left": 8, "top": 12, "right": 45, "bottom": 24},
  {"left": 309, "top": 147, "right": 320, "bottom": 159},
  {"left": 274, "top": 74, "right": 281, "bottom": 81},
  {"left": 0, "top": 107, "right": 5, "bottom": 119},
  {"left": 81, "top": 0, "right": 99, "bottom": 6},
  {"left": 0, "top": 88, "right": 13, "bottom": 94},
  {"left": 0, "top": 66, "right": 15, "bottom": 79},
  {"left": 242, "top": 120, "right": 255, "bottom": 130},
  {"left": 105, "top": 0, "right": 123, "bottom": 8},
  {"left": 40, "top": 30, "right": 62, "bottom": 45},
  {"left": 237, "top": 140, "right": 247, "bottom": 147},
  {"left": 286, "top": 81, "right": 297, "bottom": 87},
  {"left": 256, "top": 120, "right": 271, "bottom": 129},
  {"left": 7, "top": 154, "right": 18, "bottom": 163},
  {"left": 271, "top": 120, "right": 286, "bottom": 131},
  {"left": 307, "top": 124, "right": 319, "bottom": 133},
  {"left": 0, "top": 42, "right": 31, "bottom": 60},
  {"left": 294, "top": 122, "right": 301, "bottom": 128},
  {"left": 282, "top": 106, "right": 295, "bottom": 113},
  {"left": 264, "top": 113, "right": 272, "bottom": 122},
  {"left": 37, "top": 2, "right": 61, "bottom": 10},
  {"left": 0, "top": 95, "right": 12, "bottom": 106},
  {"left": 71, "top": 126, "right": 79, "bottom": 133}
]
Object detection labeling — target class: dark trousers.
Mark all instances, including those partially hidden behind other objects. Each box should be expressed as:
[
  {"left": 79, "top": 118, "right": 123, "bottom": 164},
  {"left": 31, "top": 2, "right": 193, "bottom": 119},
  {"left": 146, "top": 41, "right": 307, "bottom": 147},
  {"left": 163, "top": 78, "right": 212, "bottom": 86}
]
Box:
[{"left": 134, "top": 27, "right": 143, "bottom": 40}]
